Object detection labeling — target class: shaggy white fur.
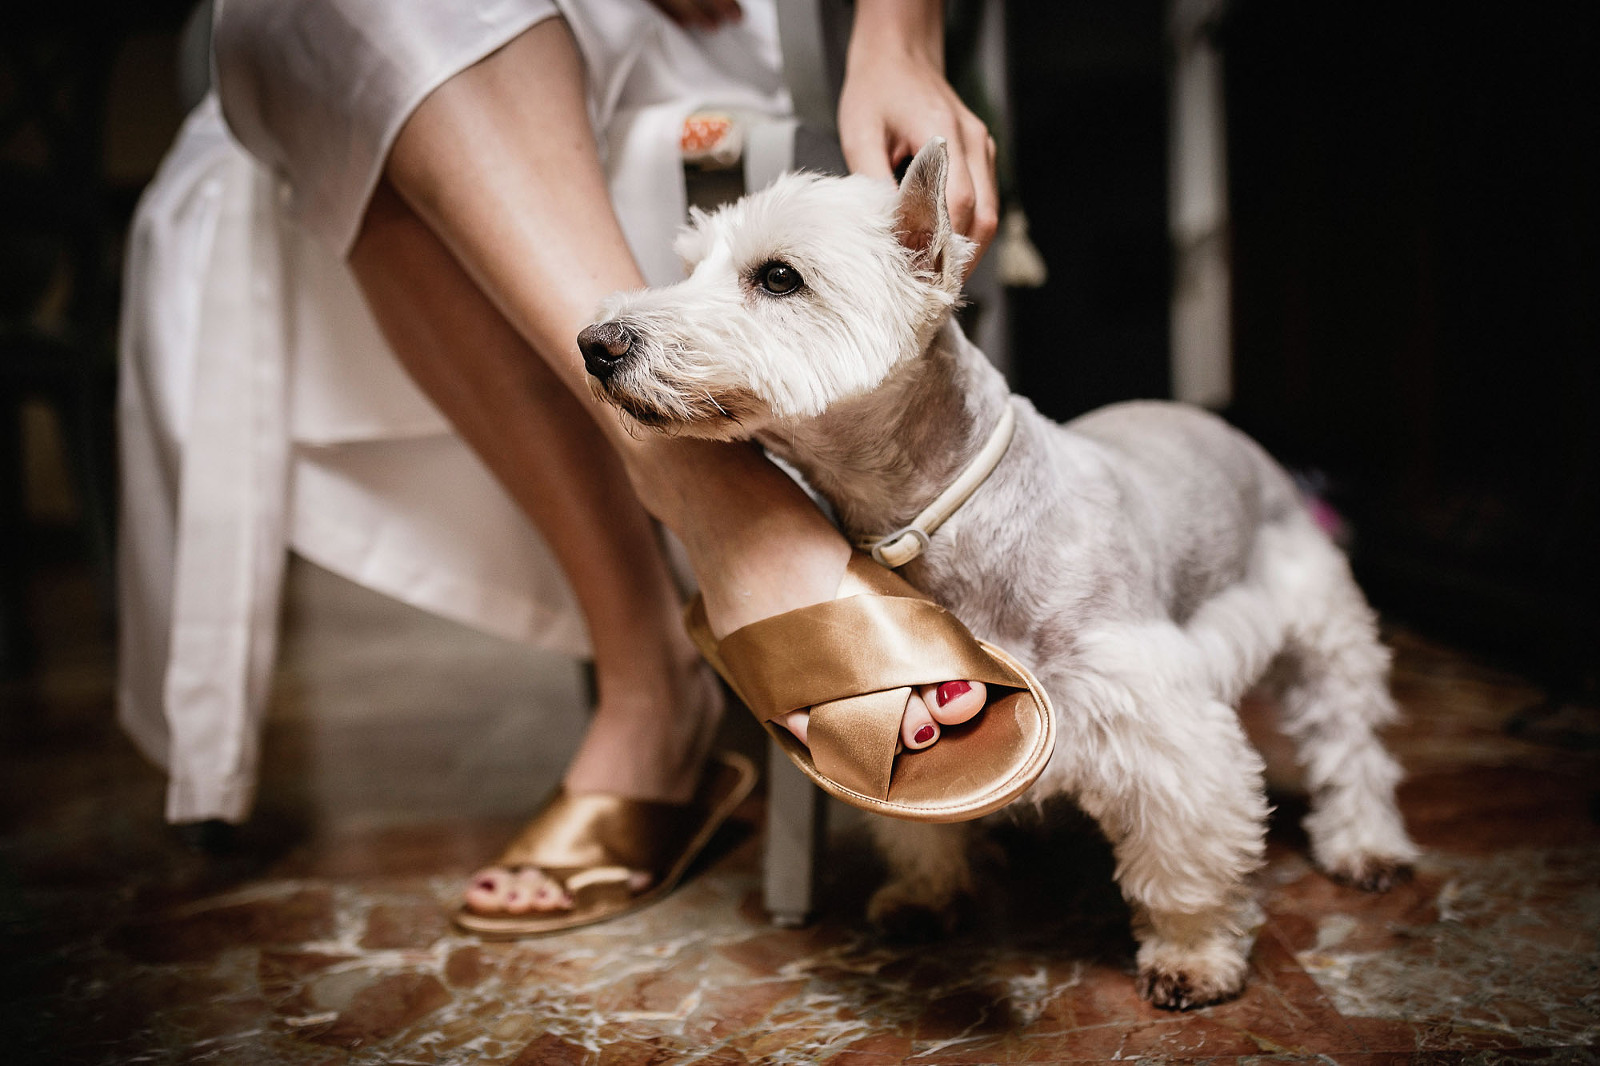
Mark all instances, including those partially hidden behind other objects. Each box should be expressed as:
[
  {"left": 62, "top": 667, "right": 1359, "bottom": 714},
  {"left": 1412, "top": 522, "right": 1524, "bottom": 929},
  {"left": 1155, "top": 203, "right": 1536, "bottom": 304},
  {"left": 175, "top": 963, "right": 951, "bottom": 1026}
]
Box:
[{"left": 580, "top": 139, "right": 1419, "bottom": 1011}]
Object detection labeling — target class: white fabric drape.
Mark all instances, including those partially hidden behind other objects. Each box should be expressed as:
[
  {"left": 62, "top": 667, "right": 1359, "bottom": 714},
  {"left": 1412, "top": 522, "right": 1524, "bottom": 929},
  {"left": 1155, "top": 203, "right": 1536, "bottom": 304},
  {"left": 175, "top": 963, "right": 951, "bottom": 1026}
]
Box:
[{"left": 118, "top": 0, "right": 792, "bottom": 823}]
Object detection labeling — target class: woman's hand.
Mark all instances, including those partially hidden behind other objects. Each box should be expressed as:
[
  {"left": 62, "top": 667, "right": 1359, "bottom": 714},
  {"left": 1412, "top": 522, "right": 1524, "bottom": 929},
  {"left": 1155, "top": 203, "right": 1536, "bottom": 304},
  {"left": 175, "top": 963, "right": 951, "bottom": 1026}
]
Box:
[{"left": 838, "top": 1, "right": 999, "bottom": 267}]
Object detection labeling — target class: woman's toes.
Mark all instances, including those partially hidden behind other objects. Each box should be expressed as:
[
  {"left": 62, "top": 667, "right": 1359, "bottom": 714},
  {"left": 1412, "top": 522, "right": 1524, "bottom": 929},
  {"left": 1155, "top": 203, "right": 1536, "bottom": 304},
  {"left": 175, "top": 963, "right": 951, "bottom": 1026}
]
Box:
[
  {"left": 502, "top": 869, "right": 570, "bottom": 914},
  {"left": 901, "top": 694, "right": 940, "bottom": 750},
  {"left": 775, "top": 709, "right": 809, "bottom": 745},
  {"left": 465, "top": 866, "right": 573, "bottom": 916},
  {"left": 777, "top": 683, "right": 982, "bottom": 752},
  {"left": 925, "top": 680, "right": 987, "bottom": 726},
  {"left": 501, "top": 870, "right": 540, "bottom": 914},
  {"left": 464, "top": 867, "right": 512, "bottom": 912},
  {"left": 529, "top": 872, "right": 572, "bottom": 911}
]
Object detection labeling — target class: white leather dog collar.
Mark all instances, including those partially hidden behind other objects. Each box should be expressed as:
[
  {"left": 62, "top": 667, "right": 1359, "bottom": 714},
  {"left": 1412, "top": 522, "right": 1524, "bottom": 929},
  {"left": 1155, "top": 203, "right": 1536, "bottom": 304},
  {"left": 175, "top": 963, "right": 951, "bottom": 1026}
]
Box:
[{"left": 855, "top": 403, "right": 1017, "bottom": 568}]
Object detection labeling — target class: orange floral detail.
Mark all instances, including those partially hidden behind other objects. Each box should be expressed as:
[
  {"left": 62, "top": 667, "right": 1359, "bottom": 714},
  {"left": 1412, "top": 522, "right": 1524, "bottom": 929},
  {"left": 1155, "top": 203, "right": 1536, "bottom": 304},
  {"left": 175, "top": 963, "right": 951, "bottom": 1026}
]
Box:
[{"left": 681, "top": 115, "right": 732, "bottom": 154}]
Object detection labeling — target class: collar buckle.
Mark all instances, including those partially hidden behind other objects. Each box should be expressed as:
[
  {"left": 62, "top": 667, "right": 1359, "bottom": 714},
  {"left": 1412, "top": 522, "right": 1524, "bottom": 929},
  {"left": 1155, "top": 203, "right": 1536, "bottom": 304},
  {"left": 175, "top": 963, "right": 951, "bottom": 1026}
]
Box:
[
  {"left": 867, "top": 526, "right": 932, "bottom": 569},
  {"left": 852, "top": 403, "right": 1017, "bottom": 569}
]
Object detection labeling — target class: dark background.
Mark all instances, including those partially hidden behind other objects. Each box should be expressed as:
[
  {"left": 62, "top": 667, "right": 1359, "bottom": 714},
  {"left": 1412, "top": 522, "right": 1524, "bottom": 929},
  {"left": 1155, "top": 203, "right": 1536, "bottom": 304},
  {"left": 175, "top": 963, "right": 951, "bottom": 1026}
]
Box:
[
  {"left": 3, "top": 0, "right": 1596, "bottom": 704},
  {"left": 1009, "top": 0, "right": 1598, "bottom": 703}
]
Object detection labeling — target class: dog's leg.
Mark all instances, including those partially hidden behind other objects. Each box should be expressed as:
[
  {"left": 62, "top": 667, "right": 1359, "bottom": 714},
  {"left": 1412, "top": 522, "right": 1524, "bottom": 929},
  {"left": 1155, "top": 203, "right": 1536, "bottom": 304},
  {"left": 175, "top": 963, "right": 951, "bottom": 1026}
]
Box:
[
  {"left": 865, "top": 819, "right": 975, "bottom": 939},
  {"left": 1267, "top": 524, "right": 1419, "bottom": 890},
  {"left": 1062, "top": 639, "right": 1271, "bottom": 1009},
  {"left": 1110, "top": 710, "right": 1266, "bottom": 1011}
]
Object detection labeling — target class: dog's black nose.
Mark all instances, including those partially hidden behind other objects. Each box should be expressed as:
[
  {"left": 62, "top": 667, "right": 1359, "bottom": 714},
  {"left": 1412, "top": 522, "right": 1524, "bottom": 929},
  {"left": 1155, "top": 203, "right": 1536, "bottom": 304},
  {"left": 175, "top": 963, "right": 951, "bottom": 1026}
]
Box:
[{"left": 578, "top": 321, "right": 636, "bottom": 379}]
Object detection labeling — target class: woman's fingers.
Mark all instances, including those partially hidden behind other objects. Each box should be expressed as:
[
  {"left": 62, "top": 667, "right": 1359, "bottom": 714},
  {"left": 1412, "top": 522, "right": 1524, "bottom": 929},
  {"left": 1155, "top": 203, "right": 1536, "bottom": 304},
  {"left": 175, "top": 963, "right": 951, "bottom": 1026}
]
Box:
[
  {"left": 942, "top": 122, "right": 979, "bottom": 239},
  {"left": 962, "top": 122, "right": 1001, "bottom": 261},
  {"left": 836, "top": 55, "right": 998, "bottom": 274},
  {"left": 839, "top": 119, "right": 895, "bottom": 181}
]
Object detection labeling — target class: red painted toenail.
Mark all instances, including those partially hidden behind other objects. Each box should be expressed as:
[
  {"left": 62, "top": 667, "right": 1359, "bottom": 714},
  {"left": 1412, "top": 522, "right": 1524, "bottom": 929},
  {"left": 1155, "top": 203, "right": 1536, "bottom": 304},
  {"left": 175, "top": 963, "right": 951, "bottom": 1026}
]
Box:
[
  {"left": 476, "top": 878, "right": 496, "bottom": 890},
  {"left": 913, "top": 724, "right": 936, "bottom": 745},
  {"left": 936, "top": 681, "right": 971, "bottom": 706}
]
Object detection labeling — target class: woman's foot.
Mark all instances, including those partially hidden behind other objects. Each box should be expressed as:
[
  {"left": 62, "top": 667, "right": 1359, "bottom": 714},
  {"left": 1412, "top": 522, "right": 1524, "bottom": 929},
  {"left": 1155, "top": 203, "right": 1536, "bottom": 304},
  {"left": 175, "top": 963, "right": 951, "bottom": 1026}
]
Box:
[
  {"left": 458, "top": 752, "right": 757, "bottom": 931},
  {"left": 662, "top": 460, "right": 986, "bottom": 752},
  {"left": 464, "top": 651, "right": 723, "bottom": 917},
  {"left": 682, "top": 529, "right": 1057, "bottom": 822}
]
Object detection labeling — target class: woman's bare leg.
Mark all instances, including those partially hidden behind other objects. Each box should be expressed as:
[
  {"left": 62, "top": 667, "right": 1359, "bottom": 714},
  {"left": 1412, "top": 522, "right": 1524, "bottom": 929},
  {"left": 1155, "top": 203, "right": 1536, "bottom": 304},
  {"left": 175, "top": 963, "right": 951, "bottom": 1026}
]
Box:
[
  {"left": 348, "top": 19, "right": 983, "bottom": 915},
  {"left": 354, "top": 189, "right": 732, "bottom": 915},
  {"left": 381, "top": 19, "right": 985, "bottom": 730},
  {"left": 352, "top": 184, "right": 717, "bottom": 806}
]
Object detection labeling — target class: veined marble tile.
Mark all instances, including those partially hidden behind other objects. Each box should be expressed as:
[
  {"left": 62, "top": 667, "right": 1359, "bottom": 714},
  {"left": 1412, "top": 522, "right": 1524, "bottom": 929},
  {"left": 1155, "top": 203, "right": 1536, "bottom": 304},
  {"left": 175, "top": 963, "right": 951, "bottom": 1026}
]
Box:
[{"left": 5, "top": 563, "right": 1597, "bottom": 1064}]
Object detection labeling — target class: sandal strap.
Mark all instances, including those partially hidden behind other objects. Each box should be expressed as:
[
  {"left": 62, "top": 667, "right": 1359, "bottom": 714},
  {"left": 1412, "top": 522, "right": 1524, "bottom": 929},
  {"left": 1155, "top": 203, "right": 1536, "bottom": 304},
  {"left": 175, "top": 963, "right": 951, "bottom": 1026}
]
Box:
[
  {"left": 549, "top": 865, "right": 640, "bottom": 906},
  {"left": 805, "top": 686, "right": 912, "bottom": 799},
  {"left": 497, "top": 790, "right": 702, "bottom": 873},
  {"left": 685, "top": 555, "right": 1031, "bottom": 802},
  {"left": 714, "top": 592, "right": 1024, "bottom": 722}
]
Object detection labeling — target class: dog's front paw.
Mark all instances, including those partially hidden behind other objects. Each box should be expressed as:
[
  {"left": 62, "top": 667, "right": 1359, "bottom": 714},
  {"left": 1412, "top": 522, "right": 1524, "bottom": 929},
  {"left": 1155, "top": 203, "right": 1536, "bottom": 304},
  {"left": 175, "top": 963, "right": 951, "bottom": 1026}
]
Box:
[
  {"left": 1325, "top": 855, "right": 1416, "bottom": 893},
  {"left": 1135, "top": 939, "right": 1249, "bottom": 1011},
  {"left": 1136, "top": 966, "right": 1242, "bottom": 1011},
  {"left": 867, "top": 879, "right": 974, "bottom": 942}
]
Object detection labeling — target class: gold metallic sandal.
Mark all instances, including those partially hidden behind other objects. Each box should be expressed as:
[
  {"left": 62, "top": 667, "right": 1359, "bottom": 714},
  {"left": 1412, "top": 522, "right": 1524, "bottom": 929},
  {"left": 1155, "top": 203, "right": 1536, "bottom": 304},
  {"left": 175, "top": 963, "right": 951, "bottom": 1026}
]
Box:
[
  {"left": 454, "top": 751, "right": 756, "bottom": 938},
  {"left": 686, "top": 554, "right": 1055, "bottom": 823}
]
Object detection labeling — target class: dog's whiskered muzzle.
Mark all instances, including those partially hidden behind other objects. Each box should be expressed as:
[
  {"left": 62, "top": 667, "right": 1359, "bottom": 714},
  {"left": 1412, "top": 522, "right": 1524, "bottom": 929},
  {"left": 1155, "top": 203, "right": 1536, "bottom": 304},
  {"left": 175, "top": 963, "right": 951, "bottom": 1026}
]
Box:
[{"left": 577, "top": 321, "right": 637, "bottom": 380}]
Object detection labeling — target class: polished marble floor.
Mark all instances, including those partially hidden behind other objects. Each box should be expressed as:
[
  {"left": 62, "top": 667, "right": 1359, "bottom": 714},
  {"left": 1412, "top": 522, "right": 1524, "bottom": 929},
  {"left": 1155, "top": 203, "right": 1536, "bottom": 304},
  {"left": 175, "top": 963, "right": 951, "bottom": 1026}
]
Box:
[{"left": 3, "top": 559, "right": 1597, "bottom": 1065}]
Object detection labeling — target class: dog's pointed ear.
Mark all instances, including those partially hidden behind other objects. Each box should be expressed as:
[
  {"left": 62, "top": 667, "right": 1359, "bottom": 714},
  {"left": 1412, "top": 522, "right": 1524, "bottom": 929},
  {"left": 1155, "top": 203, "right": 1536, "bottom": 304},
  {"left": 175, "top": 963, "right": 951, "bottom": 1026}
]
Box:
[{"left": 894, "top": 138, "right": 969, "bottom": 293}]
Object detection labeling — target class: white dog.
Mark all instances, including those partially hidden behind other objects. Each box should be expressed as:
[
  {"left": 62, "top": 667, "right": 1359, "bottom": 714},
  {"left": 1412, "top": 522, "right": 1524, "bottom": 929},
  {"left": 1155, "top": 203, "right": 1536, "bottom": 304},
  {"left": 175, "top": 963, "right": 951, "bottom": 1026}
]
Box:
[{"left": 578, "top": 139, "right": 1418, "bottom": 1009}]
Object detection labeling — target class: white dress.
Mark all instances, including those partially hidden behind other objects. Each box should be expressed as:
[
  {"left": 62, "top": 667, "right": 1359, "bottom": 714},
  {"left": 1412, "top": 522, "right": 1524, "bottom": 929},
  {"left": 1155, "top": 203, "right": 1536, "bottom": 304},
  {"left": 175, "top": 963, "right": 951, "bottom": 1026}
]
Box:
[{"left": 118, "top": 0, "right": 797, "bottom": 823}]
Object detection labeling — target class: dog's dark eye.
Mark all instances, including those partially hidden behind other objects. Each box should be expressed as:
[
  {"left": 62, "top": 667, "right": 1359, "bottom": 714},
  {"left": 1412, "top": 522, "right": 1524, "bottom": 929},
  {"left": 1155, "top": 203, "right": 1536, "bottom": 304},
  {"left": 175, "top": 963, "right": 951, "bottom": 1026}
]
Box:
[{"left": 757, "top": 261, "right": 803, "bottom": 296}]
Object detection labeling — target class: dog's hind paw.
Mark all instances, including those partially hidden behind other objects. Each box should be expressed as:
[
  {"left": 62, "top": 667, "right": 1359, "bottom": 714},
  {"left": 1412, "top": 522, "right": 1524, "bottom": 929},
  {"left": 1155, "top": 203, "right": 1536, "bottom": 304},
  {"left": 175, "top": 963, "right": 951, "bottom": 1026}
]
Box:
[
  {"left": 867, "top": 882, "right": 973, "bottom": 942},
  {"left": 1327, "top": 856, "right": 1416, "bottom": 893}
]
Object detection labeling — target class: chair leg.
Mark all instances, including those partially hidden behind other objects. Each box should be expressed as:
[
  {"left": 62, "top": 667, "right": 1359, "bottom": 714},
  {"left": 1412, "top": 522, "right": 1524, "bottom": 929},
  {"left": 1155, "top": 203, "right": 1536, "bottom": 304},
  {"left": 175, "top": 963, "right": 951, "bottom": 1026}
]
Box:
[{"left": 762, "top": 739, "right": 826, "bottom": 927}]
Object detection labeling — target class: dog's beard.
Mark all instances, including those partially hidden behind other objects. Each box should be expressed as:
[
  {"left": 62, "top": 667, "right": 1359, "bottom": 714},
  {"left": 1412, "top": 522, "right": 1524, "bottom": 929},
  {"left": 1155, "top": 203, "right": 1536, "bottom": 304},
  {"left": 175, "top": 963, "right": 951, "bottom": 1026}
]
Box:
[{"left": 588, "top": 372, "right": 760, "bottom": 441}]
